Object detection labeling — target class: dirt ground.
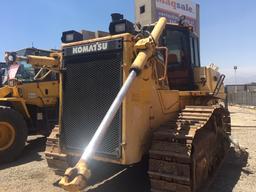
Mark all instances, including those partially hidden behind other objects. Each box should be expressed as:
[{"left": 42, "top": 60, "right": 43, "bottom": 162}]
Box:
[
  {"left": 0, "top": 105, "right": 255, "bottom": 192},
  {"left": 208, "top": 106, "right": 256, "bottom": 192}
]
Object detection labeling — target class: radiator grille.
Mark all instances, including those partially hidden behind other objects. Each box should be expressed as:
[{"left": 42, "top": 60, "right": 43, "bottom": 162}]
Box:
[{"left": 61, "top": 51, "right": 123, "bottom": 158}]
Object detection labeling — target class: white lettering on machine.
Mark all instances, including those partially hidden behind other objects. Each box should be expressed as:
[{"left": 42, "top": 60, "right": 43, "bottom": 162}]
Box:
[{"left": 72, "top": 42, "right": 108, "bottom": 54}]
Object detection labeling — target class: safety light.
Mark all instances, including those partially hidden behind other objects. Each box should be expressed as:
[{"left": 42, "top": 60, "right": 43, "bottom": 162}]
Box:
[
  {"left": 109, "top": 13, "right": 135, "bottom": 35},
  {"left": 61, "top": 30, "right": 83, "bottom": 43}
]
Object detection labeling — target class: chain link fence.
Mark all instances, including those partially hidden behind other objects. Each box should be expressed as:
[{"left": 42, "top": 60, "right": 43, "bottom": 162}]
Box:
[
  {"left": 226, "top": 84, "right": 256, "bottom": 106},
  {"left": 228, "top": 91, "right": 256, "bottom": 106}
]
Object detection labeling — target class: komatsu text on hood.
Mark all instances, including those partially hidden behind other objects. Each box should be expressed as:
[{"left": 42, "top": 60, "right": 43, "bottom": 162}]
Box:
[
  {"left": 63, "top": 39, "right": 123, "bottom": 57},
  {"left": 73, "top": 42, "right": 108, "bottom": 55}
]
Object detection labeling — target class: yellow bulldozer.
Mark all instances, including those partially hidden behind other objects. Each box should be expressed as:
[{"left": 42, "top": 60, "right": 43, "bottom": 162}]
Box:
[
  {"left": 0, "top": 48, "right": 59, "bottom": 163},
  {"left": 6, "top": 15, "right": 231, "bottom": 192}
]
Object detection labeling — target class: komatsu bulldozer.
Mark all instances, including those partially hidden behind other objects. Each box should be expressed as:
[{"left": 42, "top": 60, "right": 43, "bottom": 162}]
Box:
[
  {"left": 0, "top": 48, "right": 60, "bottom": 163},
  {"left": 8, "top": 15, "right": 231, "bottom": 192}
]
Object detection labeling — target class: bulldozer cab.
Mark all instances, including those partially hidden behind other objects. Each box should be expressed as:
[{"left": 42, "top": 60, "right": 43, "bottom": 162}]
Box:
[
  {"left": 146, "top": 23, "right": 200, "bottom": 90},
  {"left": 162, "top": 24, "right": 200, "bottom": 90}
]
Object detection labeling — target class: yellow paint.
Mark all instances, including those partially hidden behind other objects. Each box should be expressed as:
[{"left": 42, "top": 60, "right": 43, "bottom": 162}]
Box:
[
  {"left": 0, "top": 79, "right": 58, "bottom": 118},
  {"left": 59, "top": 23, "right": 225, "bottom": 165},
  {"left": 0, "top": 122, "right": 15, "bottom": 151},
  {"left": 194, "top": 67, "right": 225, "bottom": 98},
  {"left": 60, "top": 34, "right": 180, "bottom": 164},
  {"left": 0, "top": 86, "right": 12, "bottom": 98},
  {"left": 16, "top": 81, "right": 59, "bottom": 107}
]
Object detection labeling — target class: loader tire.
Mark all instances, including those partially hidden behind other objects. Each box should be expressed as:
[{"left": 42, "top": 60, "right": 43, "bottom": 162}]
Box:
[{"left": 0, "top": 107, "right": 28, "bottom": 163}]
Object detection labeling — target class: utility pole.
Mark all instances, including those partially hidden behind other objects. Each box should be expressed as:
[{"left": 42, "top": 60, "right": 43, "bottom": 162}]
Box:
[{"left": 234, "top": 66, "right": 238, "bottom": 93}]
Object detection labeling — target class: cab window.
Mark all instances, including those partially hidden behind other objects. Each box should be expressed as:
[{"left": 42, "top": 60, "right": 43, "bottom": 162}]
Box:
[
  {"left": 190, "top": 37, "right": 195, "bottom": 66},
  {"left": 190, "top": 36, "right": 200, "bottom": 67},
  {"left": 194, "top": 38, "right": 200, "bottom": 67},
  {"left": 165, "top": 30, "right": 189, "bottom": 67},
  {"left": 16, "top": 61, "right": 35, "bottom": 82}
]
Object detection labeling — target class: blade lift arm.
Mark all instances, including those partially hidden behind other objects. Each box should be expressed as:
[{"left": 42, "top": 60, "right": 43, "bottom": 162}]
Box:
[
  {"left": 4, "top": 52, "right": 61, "bottom": 72},
  {"left": 59, "top": 17, "right": 167, "bottom": 192}
]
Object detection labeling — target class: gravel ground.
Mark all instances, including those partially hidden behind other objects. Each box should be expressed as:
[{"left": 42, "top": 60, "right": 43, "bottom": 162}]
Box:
[
  {"left": 209, "top": 106, "right": 256, "bottom": 192},
  {"left": 0, "top": 105, "right": 255, "bottom": 192}
]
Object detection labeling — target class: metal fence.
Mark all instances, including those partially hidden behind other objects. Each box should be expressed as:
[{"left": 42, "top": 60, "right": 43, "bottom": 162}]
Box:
[{"left": 228, "top": 91, "right": 256, "bottom": 106}]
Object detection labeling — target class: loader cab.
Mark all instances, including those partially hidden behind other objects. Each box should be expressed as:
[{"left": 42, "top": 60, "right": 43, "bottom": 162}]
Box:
[{"left": 8, "top": 48, "right": 58, "bottom": 83}]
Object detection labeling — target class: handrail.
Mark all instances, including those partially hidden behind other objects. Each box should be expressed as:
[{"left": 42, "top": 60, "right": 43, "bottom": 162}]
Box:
[{"left": 213, "top": 74, "right": 225, "bottom": 97}]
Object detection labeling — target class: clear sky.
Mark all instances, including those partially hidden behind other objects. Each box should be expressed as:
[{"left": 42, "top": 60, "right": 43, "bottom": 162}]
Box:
[{"left": 1, "top": 0, "right": 255, "bottom": 84}]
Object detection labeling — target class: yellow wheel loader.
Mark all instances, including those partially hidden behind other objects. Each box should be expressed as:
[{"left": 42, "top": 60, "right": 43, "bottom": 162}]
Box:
[
  {"left": 11, "top": 15, "right": 231, "bottom": 192},
  {"left": 0, "top": 48, "right": 60, "bottom": 163}
]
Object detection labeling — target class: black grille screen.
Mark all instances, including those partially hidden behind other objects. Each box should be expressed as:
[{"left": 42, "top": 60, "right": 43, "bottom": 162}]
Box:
[{"left": 61, "top": 51, "right": 122, "bottom": 158}]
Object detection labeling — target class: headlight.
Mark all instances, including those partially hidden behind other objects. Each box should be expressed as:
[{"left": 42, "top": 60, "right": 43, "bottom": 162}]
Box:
[
  {"left": 114, "top": 23, "right": 126, "bottom": 33},
  {"left": 61, "top": 30, "right": 83, "bottom": 43},
  {"left": 109, "top": 13, "right": 135, "bottom": 35},
  {"left": 66, "top": 33, "right": 74, "bottom": 42}
]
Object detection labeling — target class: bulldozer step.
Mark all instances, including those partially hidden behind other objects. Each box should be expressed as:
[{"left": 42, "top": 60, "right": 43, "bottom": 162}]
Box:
[{"left": 44, "top": 126, "right": 71, "bottom": 174}]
